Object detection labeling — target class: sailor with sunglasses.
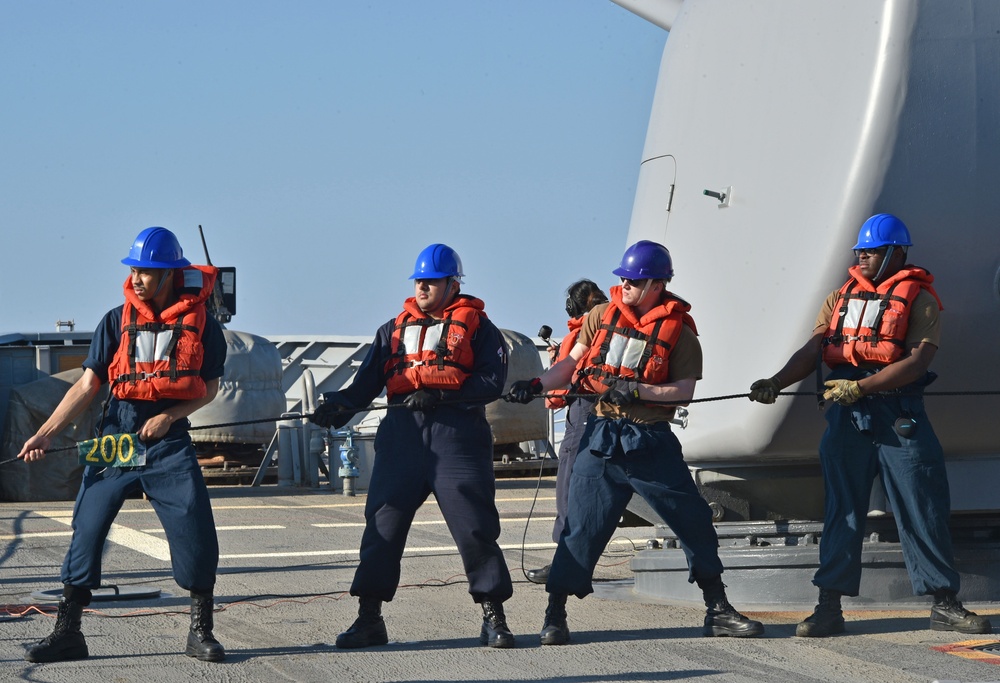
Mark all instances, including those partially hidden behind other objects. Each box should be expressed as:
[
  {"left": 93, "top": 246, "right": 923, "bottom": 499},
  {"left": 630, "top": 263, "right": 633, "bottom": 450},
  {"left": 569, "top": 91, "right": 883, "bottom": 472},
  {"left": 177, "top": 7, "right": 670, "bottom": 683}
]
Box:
[
  {"left": 508, "top": 240, "right": 764, "bottom": 644},
  {"left": 748, "top": 213, "right": 991, "bottom": 637}
]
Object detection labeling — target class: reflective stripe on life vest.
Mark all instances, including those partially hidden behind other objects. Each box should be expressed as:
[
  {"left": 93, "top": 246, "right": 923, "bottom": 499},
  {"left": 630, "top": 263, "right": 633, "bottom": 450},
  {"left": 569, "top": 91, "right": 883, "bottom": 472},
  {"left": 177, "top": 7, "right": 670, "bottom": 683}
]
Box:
[
  {"left": 576, "top": 285, "right": 696, "bottom": 395},
  {"left": 383, "top": 294, "right": 486, "bottom": 399},
  {"left": 822, "top": 264, "right": 942, "bottom": 367},
  {"left": 110, "top": 265, "right": 217, "bottom": 401}
]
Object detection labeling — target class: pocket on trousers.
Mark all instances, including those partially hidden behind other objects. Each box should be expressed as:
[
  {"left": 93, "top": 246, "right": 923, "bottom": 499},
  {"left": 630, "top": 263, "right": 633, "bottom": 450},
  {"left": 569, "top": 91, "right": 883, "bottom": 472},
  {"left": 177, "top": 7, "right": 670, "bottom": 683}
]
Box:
[{"left": 574, "top": 451, "right": 607, "bottom": 480}]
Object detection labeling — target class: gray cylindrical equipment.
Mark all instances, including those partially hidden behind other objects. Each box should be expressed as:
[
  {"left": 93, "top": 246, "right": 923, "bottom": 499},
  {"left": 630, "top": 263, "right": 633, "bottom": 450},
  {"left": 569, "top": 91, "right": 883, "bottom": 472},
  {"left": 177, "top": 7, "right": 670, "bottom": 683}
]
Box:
[
  {"left": 307, "top": 425, "right": 324, "bottom": 489},
  {"left": 276, "top": 422, "right": 294, "bottom": 486}
]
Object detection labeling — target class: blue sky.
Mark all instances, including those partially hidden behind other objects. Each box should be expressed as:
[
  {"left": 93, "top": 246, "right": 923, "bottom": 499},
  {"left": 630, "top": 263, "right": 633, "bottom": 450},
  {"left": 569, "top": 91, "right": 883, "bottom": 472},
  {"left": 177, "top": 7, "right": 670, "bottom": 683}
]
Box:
[{"left": 0, "top": 2, "right": 666, "bottom": 340}]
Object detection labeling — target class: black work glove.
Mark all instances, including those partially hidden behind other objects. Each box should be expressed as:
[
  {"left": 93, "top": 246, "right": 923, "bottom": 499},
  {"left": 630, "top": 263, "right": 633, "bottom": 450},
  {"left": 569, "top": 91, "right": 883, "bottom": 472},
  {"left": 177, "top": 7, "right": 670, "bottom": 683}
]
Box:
[
  {"left": 748, "top": 377, "right": 780, "bottom": 404},
  {"left": 506, "top": 378, "right": 543, "bottom": 404},
  {"left": 310, "top": 399, "right": 353, "bottom": 430},
  {"left": 403, "top": 389, "right": 439, "bottom": 411},
  {"left": 601, "top": 379, "right": 640, "bottom": 407}
]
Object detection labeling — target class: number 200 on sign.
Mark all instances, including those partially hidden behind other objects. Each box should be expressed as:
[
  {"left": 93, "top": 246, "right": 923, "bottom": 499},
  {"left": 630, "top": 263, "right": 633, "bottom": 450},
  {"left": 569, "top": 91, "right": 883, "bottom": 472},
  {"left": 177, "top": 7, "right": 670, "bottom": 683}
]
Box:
[{"left": 77, "top": 433, "right": 147, "bottom": 467}]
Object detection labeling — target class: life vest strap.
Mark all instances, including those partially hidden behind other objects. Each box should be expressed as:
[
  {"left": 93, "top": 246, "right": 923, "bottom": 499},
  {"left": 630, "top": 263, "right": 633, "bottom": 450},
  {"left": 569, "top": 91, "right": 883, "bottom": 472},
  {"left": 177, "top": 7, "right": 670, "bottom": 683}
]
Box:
[
  {"left": 126, "top": 306, "right": 141, "bottom": 383},
  {"left": 433, "top": 319, "right": 453, "bottom": 370},
  {"left": 388, "top": 311, "right": 471, "bottom": 375},
  {"left": 387, "top": 358, "right": 472, "bottom": 374},
  {"left": 637, "top": 319, "right": 666, "bottom": 370},
  {"left": 116, "top": 368, "right": 201, "bottom": 383},
  {"left": 824, "top": 334, "right": 905, "bottom": 347},
  {"left": 590, "top": 310, "right": 672, "bottom": 369},
  {"left": 827, "top": 280, "right": 909, "bottom": 349},
  {"left": 864, "top": 281, "right": 902, "bottom": 342},
  {"left": 591, "top": 308, "right": 621, "bottom": 366},
  {"left": 121, "top": 307, "right": 202, "bottom": 384}
]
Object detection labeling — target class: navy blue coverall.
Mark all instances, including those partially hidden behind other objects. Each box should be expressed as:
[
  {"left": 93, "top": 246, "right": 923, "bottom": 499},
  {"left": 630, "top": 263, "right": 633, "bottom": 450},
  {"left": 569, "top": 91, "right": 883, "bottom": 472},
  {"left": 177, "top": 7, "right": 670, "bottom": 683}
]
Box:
[
  {"left": 814, "top": 366, "right": 960, "bottom": 597},
  {"left": 551, "top": 396, "right": 594, "bottom": 543},
  {"left": 62, "top": 306, "right": 226, "bottom": 594},
  {"left": 548, "top": 416, "right": 724, "bottom": 598},
  {"left": 324, "top": 308, "right": 512, "bottom": 604},
  {"left": 546, "top": 308, "right": 724, "bottom": 599}
]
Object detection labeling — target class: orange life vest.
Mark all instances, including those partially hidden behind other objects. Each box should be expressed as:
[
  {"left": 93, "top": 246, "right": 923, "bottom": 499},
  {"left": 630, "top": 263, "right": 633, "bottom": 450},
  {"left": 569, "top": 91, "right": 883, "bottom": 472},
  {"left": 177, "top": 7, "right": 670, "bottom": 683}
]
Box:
[
  {"left": 383, "top": 294, "right": 485, "bottom": 399},
  {"left": 822, "top": 264, "right": 942, "bottom": 368},
  {"left": 109, "top": 265, "right": 217, "bottom": 401},
  {"left": 545, "top": 316, "right": 585, "bottom": 410},
  {"left": 576, "top": 286, "right": 696, "bottom": 395}
]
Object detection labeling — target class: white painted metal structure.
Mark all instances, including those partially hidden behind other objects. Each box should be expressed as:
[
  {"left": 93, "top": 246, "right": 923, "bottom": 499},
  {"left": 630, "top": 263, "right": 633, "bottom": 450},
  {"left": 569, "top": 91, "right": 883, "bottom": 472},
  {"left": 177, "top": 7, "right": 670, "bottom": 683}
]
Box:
[{"left": 611, "top": 0, "right": 1000, "bottom": 516}]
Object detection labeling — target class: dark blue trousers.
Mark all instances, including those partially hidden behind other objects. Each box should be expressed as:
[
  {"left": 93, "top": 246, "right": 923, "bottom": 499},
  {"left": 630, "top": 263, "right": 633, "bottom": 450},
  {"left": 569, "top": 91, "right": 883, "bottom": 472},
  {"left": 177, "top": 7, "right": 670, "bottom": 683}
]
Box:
[
  {"left": 548, "top": 416, "right": 724, "bottom": 598},
  {"left": 552, "top": 397, "right": 594, "bottom": 543},
  {"left": 350, "top": 406, "right": 513, "bottom": 603},
  {"left": 61, "top": 433, "right": 219, "bottom": 593},
  {"left": 814, "top": 393, "right": 959, "bottom": 597}
]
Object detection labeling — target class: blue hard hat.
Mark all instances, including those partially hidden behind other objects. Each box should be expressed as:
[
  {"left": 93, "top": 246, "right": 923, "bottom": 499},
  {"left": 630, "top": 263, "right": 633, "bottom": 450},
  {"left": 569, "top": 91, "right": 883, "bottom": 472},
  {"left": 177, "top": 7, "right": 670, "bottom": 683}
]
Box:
[
  {"left": 121, "top": 227, "right": 191, "bottom": 268},
  {"left": 410, "top": 243, "right": 464, "bottom": 280},
  {"left": 612, "top": 240, "right": 674, "bottom": 280},
  {"left": 853, "top": 214, "right": 912, "bottom": 249}
]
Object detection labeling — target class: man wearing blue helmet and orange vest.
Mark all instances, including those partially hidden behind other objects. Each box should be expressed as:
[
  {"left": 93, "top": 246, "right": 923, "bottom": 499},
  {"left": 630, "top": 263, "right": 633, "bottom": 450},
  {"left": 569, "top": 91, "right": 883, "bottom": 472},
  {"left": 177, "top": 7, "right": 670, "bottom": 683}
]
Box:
[
  {"left": 17, "top": 227, "right": 228, "bottom": 663},
  {"left": 749, "top": 214, "right": 992, "bottom": 637},
  {"left": 508, "top": 240, "right": 764, "bottom": 644},
  {"left": 310, "top": 243, "right": 516, "bottom": 648}
]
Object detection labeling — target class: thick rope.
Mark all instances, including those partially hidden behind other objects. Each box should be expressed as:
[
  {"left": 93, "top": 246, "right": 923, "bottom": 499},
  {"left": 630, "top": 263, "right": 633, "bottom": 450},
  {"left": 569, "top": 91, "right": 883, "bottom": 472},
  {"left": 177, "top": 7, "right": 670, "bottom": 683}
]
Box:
[{"left": 2, "top": 388, "right": 998, "bottom": 467}]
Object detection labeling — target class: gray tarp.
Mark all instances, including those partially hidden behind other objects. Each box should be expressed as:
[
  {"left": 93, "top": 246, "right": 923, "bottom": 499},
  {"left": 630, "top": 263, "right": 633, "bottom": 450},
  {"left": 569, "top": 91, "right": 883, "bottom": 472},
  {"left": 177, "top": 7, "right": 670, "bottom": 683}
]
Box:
[
  {"left": 189, "top": 330, "right": 285, "bottom": 444},
  {"left": 0, "top": 368, "right": 105, "bottom": 502},
  {"left": 486, "top": 328, "right": 547, "bottom": 444}
]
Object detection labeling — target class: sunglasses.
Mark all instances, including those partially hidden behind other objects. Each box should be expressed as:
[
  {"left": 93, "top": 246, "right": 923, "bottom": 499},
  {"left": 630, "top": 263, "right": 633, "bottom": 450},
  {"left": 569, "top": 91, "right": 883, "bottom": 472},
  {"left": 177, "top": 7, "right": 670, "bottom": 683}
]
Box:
[
  {"left": 620, "top": 277, "right": 648, "bottom": 287},
  {"left": 853, "top": 247, "right": 889, "bottom": 257}
]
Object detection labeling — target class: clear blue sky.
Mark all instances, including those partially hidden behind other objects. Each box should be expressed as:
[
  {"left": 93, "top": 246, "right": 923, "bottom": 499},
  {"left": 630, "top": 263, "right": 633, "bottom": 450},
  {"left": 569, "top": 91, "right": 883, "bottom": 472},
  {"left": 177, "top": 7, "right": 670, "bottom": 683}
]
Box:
[{"left": 1, "top": 1, "right": 667, "bottom": 340}]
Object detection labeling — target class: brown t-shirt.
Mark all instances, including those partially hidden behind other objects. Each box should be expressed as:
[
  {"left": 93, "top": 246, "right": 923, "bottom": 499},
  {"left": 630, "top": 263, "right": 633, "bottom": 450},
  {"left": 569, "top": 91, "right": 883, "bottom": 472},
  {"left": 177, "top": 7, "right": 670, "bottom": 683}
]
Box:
[
  {"left": 814, "top": 288, "right": 941, "bottom": 348},
  {"left": 576, "top": 300, "right": 703, "bottom": 424}
]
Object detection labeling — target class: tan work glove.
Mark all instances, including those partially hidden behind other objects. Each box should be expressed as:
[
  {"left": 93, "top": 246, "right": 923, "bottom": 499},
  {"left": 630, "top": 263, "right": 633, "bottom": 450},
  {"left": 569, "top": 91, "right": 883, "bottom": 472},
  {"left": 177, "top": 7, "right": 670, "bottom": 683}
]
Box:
[
  {"left": 748, "top": 377, "right": 780, "bottom": 404},
  {"left": 823, "top": 379, "right": 863, "bottom": 405}
]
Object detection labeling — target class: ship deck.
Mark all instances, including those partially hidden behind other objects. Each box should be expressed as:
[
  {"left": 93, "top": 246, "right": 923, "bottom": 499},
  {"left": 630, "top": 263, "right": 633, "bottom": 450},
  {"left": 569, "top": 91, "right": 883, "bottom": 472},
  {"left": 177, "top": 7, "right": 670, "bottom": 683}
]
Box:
[{"left": 2, "top": 477, "right": 1000, "bottom": 682}]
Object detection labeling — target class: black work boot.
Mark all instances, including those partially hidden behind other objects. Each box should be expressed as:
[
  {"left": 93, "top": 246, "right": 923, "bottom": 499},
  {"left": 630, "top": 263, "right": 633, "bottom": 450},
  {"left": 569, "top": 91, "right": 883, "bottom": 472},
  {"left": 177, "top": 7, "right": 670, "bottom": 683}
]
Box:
[
  {"left": 698, "top": 575, "right": 764, "bottom": 637},
  {"left": 480, "top": 600, "right": 516, "bottom": 648},
  {"left": 186, "top": 591, "right": 226, "bottom": 662},
  {"left": 336, "top": 596, "right": 389, "bottom": 649},
  {"left": 526, "top": 564, "right": 551, "bottom": 585},
  {"left": 930, "top": 590, "right": 993, "bottom": 634},
  {"left": 540, "top": 592, "right": 570, "bottom": 645},
  {"left": 24, "top": 586, "right": 91, "bottom": 663},
  {"left": 796, "top": 588, "right": 846, "bottom": 637}
]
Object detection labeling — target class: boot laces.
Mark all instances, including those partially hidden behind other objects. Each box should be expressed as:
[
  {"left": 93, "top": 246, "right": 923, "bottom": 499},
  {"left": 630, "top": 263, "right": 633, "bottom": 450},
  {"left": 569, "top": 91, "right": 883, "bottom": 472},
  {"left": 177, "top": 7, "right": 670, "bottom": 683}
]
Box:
[
  {"left": 544, "top": 602, "right": 567, "bottom": 624},
  {"left": 52, "top": 611, "right": 71, "bottom": 636},
  {"left": 482, "top": 602, "right": 508, "bottom": 628},
  {"left": 706, "top": 597, "right": 738, "bottom": 616},
  {"left": 936, "top": 593, "right": 970, "bottom": 616},
  {"left": 191, "top": 599, "right": 215, "bottom": 636},
  {"left": 50, "top": 602, "right": 80, "bottom": 636}
]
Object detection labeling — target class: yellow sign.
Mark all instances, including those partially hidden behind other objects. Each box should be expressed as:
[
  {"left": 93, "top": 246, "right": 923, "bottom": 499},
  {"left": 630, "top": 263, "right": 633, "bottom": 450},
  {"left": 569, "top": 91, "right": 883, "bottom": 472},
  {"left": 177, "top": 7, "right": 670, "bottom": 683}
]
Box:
[{"left": 77, "top": 433, "right": 147, "bottom": 468}]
